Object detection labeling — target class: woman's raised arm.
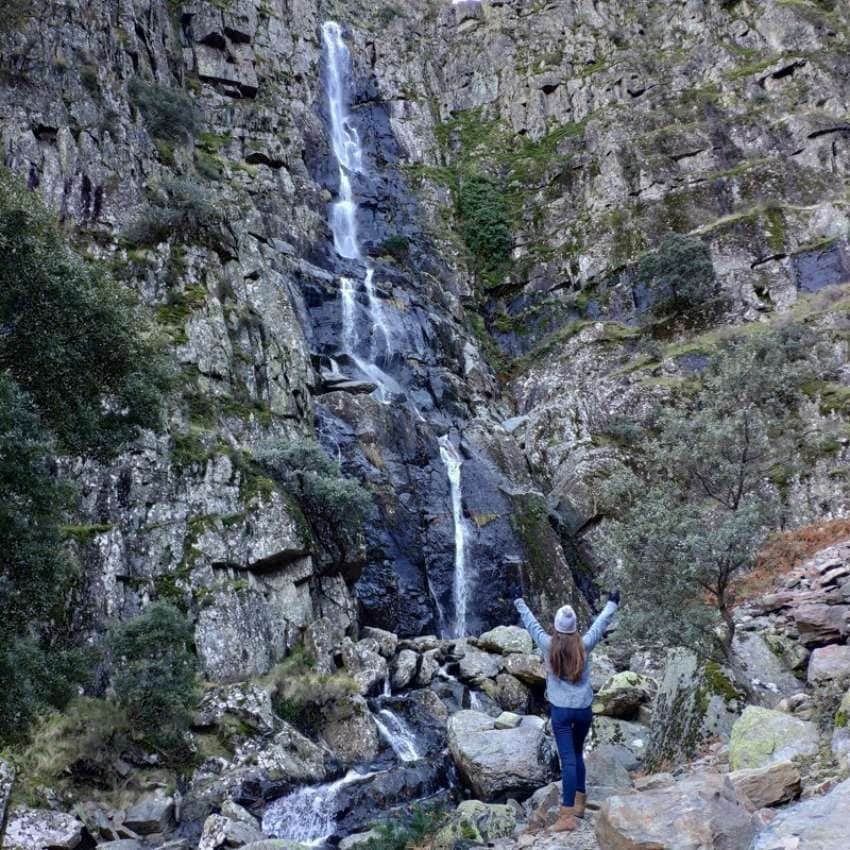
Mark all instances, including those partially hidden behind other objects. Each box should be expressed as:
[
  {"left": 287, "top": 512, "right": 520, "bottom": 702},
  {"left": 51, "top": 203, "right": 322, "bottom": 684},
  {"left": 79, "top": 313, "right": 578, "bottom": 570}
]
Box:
[
  {"left": 514, "top": 597, "right": 550, "bottom": 653},
  {"left": 582, "top": 590, "right": 620, "bottom": 652}
]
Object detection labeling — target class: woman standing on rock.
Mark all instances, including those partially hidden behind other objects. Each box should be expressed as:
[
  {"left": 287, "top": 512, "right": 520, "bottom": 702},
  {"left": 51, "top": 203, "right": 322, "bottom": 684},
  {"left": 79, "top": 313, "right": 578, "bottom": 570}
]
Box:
[{"left": 514, "top": 591, "right": 620, "bottom": 833}]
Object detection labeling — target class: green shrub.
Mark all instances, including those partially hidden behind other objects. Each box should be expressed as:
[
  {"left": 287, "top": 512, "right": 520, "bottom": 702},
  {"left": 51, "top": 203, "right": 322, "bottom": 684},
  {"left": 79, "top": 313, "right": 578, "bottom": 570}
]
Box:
[
  {"left": 265, "top": 649, "right": 358, "bottom": 737},
  {"left": 634, "top": 232, "right": 721, "bottom": 324},
  {"left": 124, "top": 177, "right": 225, "bottom": 247},
  {"left": 257, "top": 437, "right": 372, "bottom": 572},
  {"left": 109, "top": 603, "right": 199, "bottom": 764},
  {"left": 0, "top": 168, "right": 169, "bottom": 457},
  {"left": 129, "top": 77, "right": 198, "bottom": 144},
  {"left": 378, "top": 235, "right": 410, "bottom": 262},
  {"left": 457, "top": 176, "right": 512, "bottom": 288},
  {"left": 362, "top": 806, "right": 447, "bottom": 850}
]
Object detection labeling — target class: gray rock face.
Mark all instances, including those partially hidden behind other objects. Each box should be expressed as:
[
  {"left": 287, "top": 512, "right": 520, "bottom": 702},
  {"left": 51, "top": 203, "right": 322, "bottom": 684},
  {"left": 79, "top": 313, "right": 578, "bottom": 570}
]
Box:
[
  {"left": 447, "top": 710, "right": 558, "bottom": 801},
  {"left": 596, "top": 772, "right": 758, "bottom": 850},
  {"left": 731, "top": 631, "right": 803, "bottom": 708},
  {"left": 593, "top": 671, "right": 656, "bottom": 719},
  {"left": 458, "top": 647, "right": 503, "bottom": 685},
  {"left": 0, "top": 759, "right": 13, "bottom": 831},
  {"left": 4, "top": 808, "right": 85, "bottom": 850},
  {"left": 390, "top": 649, "right": 419, "bottom": 690},
  {"left": 728, "top": 760, "right": 801, "bottom": 810},
  {"left": 752, "top": 778, "right": 850, "bottom": 850}
]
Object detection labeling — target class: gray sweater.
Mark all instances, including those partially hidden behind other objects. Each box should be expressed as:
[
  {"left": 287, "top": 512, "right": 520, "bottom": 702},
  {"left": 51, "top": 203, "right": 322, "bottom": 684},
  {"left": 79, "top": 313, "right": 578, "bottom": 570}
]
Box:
[{"left": 514, "top": 598, "right": 619, "bottom": 709}]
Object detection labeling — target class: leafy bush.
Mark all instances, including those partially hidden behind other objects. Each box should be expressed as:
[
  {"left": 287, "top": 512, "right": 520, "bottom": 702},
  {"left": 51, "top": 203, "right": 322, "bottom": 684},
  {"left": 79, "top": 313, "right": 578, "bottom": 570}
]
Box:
[
  {"left": 257, "top": 437, "right": 372, "bottom": 573},
  {"left": 266, "top": 649, "right": 358, "bottom": 737},
  {"left": 0, "top": 169, "right": 169, "bottom": 456},
  {"left": 378, "top": 235, "right": 410, "bottom": 262},
  {"left": 109, "top": 603, "right": 198, "bottom": 763},
  {"left": 361, "top": 806, "right": 447, "bottom": 850},
  {"left": 599, "top": 327, "right": 817, "bottom": 658},
  {"left": 129, "top": 77, "right": 198, "bottom": 144},
  {"left": 634, "top": 232, "right": 720, "bottom": 324},
  {"left": 124, "top": 177, "right": 226, "bottom": 248},
  {"left": 457, "top": 176, "right": 512, "bottom": 288}
]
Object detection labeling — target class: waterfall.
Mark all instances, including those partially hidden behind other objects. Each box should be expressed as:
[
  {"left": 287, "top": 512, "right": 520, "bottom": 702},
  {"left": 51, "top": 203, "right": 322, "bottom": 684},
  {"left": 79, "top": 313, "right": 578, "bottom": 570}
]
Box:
[
  {"left": 373, "top": 708, "right": 421, "bottom": 762},
  {"left": 438, "top": 436, "right": 468, "bottom": 638},
  {"left": 321, "top": 21, "right": 393, "bottom": 366},
  {"left": 262, "top": 769, "right": 374, "bottom": 844}
]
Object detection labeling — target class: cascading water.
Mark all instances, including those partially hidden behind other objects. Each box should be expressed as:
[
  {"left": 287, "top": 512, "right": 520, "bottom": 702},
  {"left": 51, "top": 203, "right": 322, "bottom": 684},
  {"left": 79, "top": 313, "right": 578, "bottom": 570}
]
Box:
[
  {"left": 262, "top": 769, "right": 374, "bottom": 844},
  {"left": 373, "top": 708, "right": 421, "bottom": 763},
  {"left": 438, "top": 436, "right": 469, "bottom": 638},
  {"left": 322, "top": 21, "right": 393, "bottom": 369}
]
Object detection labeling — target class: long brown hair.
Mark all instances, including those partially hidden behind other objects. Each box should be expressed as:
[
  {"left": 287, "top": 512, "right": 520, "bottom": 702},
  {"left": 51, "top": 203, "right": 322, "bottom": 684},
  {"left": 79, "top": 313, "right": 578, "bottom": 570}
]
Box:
[{"left": 550, "top": 632, "right": 586, "bottom": 683}]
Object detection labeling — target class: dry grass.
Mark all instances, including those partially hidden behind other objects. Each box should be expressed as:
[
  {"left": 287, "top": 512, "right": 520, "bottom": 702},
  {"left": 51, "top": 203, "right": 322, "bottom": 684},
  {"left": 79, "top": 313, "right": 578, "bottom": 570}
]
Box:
[{"left": 733, "top": 518, "right": 850, "bottom": 602}]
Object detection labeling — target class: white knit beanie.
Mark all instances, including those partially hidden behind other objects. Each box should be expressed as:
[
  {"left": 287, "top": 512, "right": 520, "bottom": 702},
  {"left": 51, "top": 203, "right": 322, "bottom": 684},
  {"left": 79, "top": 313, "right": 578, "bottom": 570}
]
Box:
[{"left": 554, "top": 604, "right": 577, "bottom": 634}]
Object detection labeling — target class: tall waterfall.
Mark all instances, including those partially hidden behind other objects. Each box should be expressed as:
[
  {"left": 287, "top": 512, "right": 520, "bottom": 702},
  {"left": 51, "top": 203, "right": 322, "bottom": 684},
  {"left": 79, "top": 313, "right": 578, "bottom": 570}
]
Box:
[
  {"left": 321, "top": 21, "right": 392, "bottom": 363},
  {"left": 373, "top": 708, "right": 421, "bottom": 762},
  {"left": 439, "top": 436, "right": 468, "bottom": 638}
]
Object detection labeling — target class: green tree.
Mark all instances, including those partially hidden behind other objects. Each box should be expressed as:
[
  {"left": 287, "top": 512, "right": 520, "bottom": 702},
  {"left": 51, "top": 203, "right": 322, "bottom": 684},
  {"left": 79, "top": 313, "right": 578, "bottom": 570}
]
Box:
[
  {"left": 0, "top": 170, "right": 169, "bottom": 456},
  {"left": 634, "top": 232, "right": 721, "bottom": 323},
  {"left": 599, "top": 327, "right": 816, "bottom": 658},
  {"left": 109, "top": 603, "right": 198, "bottom": 762},
  {"left": 257, "top": 437, "right": 372, "bottom": 576},
  {"left": 457, "top": 175, "right": 512, "bottom": 288}
]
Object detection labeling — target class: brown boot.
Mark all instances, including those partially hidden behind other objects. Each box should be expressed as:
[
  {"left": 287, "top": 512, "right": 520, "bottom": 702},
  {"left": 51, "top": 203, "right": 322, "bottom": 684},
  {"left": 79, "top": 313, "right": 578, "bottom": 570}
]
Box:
[
  {"left": 549, "top": 806, "right": 578, "bottom": 833},
  {"left": 574, "top": 791, "right": 587, "bottom": 818}
]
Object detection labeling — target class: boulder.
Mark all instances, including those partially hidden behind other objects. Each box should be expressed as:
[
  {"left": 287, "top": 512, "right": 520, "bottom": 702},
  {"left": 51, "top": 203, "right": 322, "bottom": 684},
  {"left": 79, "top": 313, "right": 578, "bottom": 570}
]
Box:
[
  {"left": 220, "top": 801, "right": 260, "bottom": 829},
  {"left": 360, "top": 627, "right": 398, "bottom": 658},
  {"left": 502, "top": 653, "right": 545, "bottom": 686},
  {"left": 595, "top": 772, "right": 758, "bottom": 850},
  {"left": 123, "top": 793, "right": 175, "bottom": 835},
  {"left": 319, "top": 695, "right": 380, "bottom": 766},
  {"left": 808, "top": 644, "right": 850, "bottom": 687},
  {"left": 752, "top": 777, "right": 850, "bottom": 849},
  {"left": 194, "top": 682, "right": 277, "bottom": 735},
  {"left": 593, "top": 717, "right": 648, "bottom": 766},
  {"left": 832, "top": 688, "right": 850, "bottom": 767},
  {"left": 483, "top": 673, "right": 531, "bottom": 713},
  {"left": 729, "top": 706, "right": 819, "bottom": 770},
  {"left": 793, "top": 603, "right": 849, "bottom": 646},
  {"left": 762, "top": 631, "right": 810, "bottom": 674},
  {"left": 476, "top": 626, "right": 533, "bottom": 655},
  {"left": 340, "top": 638, "right": 388, "bottom": 696},
  {"left": 433, "top": 800, "right": 516, "bottom": 849},
  {"left": 458, "top": 647, "right": 503, "bottom": 684},
  {"left": 728, "top": 760, "right": 801, "bottom": 809},
  {"left": 246, "top": 721, "right": 334, "bottom": 783},
  {"left": 585, "top": 745, "right": 634, "bottom": 802},
  {"left": 390, "top": 648, "right": 419, "bottom": 690},
  {"left": 415, "top": 649, "right": 439, "bottom": 686},
  {"left": 731, "top": 631, "right": 803, "bottom": 707},
  {"left": 494, "top": 711, "right": 522, "bottom": 729},
  {"left": 590, "top": 654, "right": 618, "bottom": 690},
  {"left": 593, "top": 671, "right": 656, "bottom": 719},
  {"left": 447, "top": 710, "right": 558, "bottom": 801},
  {"left": 646, "top": 649, "right": 743, "bottom": 769},
  {"left": 198, "top": 813, "right": 264, "bottom": 850},
  {"left": 4, "top": 808, "right": 85, "bottom": 850}
]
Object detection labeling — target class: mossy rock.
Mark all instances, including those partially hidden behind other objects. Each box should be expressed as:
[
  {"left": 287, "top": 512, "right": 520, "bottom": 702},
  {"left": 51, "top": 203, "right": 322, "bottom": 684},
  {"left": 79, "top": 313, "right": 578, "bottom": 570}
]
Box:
[
  {"left": 433, "top": 800, "right": 517, "bottom": 850},
  {"left": 729, "top": 706, "right": 820, "bottom": 771}
]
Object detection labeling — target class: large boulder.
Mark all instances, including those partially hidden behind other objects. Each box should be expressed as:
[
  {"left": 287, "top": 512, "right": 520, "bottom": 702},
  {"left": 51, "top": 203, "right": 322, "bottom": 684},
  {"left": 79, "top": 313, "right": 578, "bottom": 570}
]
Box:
[
  {"left": 731, "top": 631, "right": 803, "bottom": 707},
  {"left": 585, "top": 745, "right": 634, "bottom": 802},
  {"left": 593, "top": 671, "right": 656, "bottom": 719},
  {"left": 432, "top": 800, "right": 516, "bottom": 850},
  {"left": 447, "top": 710, "right": 558, "bottom": 801},
  {"left": 319, "top": 694, "right": 380, "bottom": 766},
  {"left": 482, "top": 673, "right": 531, "bottom": 713},
  {"left": 729, "top": 706, "right": 819, "bottom": 770},
  {"left": 476, "top": 626, "right": 533, "bottom": 655},
  {"left": 4, "top": 808, "right": 85, "bottom": 850},
  {"left": 390, "top": 649, "right": 419, "bottom": 690},
  {"left": 194, "top": 682, "right": 278, "bottom": 735},
  {"left": 502, "top": 653, "right": 545, "bottom": 686},
  {"left": 646, "top": 649, "right": 743, "bottom": 769},
  {"left": 808, "top": 644, "right": 850, "bottom": 687},
  {"left": 458, "top": 647, "right": 503, "bottom": 685},
  {"left": 123, "top": 793, "right": 175, "bottom": 835},
  {"left": 595, "top": 772, "right": 758, "bottom": 850},
  {"left": 793, "top": 604, "right": 849, "bottom": 647},
  {"left": 198, "top": 813, "right": 264, "bottom": 850},
  {"left": 360, "top": 627, "right": 398, "bottom": 658},
  {"left": 728, "top": 760, "right": 801, "bottom": 809},
  {"left": 340, "top": 638, "right": 388, "bottom": 696},
  {"left": 752, "top": 777, "right": 850, "bottom": 849},
  {"left": 593, "top": 717, "right": 649, "bottom": 768}
]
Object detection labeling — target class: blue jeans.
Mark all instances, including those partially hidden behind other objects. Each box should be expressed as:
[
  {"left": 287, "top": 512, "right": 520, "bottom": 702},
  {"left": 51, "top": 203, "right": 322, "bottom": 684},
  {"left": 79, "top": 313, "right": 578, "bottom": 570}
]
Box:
[{"left": 550, "top": 704, "right": 593, "bottom": 806}]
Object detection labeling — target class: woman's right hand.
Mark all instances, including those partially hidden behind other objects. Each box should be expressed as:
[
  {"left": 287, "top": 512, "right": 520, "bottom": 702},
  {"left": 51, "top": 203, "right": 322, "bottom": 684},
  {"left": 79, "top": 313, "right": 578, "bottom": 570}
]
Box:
[{"left": 609, "top": 588, "right": 621, "bottom": 605}]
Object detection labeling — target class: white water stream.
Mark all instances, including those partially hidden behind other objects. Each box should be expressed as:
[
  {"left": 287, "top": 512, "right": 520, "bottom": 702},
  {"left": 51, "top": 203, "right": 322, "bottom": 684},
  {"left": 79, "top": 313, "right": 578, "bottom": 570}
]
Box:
[
  {"left": 373, "top": 708, "right": 421, "bottom": 762},
  {"left": 262, "top": 768, "right": 375, "bottom": 845},
  {"left": 438, "top": 435, "right": 469, "bottom": 638}
]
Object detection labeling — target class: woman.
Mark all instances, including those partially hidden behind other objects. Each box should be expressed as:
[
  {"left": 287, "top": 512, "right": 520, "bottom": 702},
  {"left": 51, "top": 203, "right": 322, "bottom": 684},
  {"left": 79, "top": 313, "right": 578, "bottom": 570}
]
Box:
[{"left": 514, "top": 590, "right": 620, "bottom": 833}]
